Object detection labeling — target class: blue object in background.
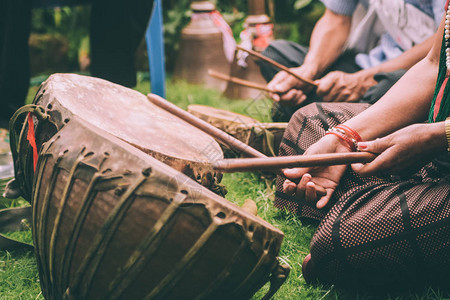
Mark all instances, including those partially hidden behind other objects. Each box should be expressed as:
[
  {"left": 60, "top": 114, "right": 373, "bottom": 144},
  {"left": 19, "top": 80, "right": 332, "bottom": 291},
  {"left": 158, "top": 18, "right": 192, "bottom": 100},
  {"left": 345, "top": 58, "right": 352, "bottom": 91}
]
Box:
[{"left": 146, "top": 0, "right": 166, "bottom": 98}]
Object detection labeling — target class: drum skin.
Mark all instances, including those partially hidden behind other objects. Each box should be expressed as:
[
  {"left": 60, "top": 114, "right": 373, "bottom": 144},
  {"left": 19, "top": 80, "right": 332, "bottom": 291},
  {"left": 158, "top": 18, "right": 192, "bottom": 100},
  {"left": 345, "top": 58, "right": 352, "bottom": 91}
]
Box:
[
  {"left": 31, "top": 74, "right": 225, "bottom": 194},
  {"left": 9, "top": 74, "right": 289, "bottom": 299}
]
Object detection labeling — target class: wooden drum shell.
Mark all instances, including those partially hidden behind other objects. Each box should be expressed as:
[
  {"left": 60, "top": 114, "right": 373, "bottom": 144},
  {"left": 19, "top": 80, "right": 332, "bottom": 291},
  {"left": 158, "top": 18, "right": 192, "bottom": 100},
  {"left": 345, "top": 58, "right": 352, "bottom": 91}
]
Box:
[{"left": 30, "top": 118, "right": 284, "bottom": 300}]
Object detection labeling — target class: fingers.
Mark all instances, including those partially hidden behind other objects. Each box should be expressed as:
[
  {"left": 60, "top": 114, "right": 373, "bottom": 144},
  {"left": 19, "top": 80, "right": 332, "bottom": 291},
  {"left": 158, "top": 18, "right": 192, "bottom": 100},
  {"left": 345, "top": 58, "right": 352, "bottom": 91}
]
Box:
[
  {"left": 357, "top": 139, "right": 389, "bottom": 155},
  {"left": 269, "top": 92, "right": 281, "bottom": 102},
  {"left": 352, "top": 138, "right": 392, "bottom": 176},
  {"left": 304, "top": 180, "right": 317, "bottom": 202},
  {"left": 316, "top": 194, "right": 330, "bottom": 209},
  {"left": 295, "top": 173, "right": 314, "bottom": 200},
  {"left": 281, "top": 89, "right": 307, "bottom": 105},
  {"left": 283, "top": 168, "right": 306, "bottom": 179},
  {"left": 315, "top": 74, "right": 337, "bottom": 100},
  {"left": 267, "top": 71, "right": 294, "bottom": 94},
  {"left": 299, "top": 176, "right": 330, "bottom": 208},
  {"left": 267, "top": 69, "right": 312, "bottom": 103},
  {"left": 283, "top": 179, "right": 297, "bottom": 195},
  {"left": 282, "top": 173, "right": 329, "bottom": 206},
  {"left": 315, "top": 72, "right": 363, "bottom": 103}
]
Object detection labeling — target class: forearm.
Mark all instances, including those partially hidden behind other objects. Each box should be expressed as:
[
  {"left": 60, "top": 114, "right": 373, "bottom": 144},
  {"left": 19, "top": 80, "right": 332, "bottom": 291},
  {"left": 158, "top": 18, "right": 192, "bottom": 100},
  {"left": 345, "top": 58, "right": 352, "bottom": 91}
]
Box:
[
  {"left": 357, "top": 34, "right": 436, "bottom": 79},
  {"left": 343, "top": 13, "right": 446, "bottom": 141},
  {"left": 344, "top": 56, "right": 438, "bottom": 140},
  {"left": 302, "top": 9, "right": 352, "bottom": 78}
]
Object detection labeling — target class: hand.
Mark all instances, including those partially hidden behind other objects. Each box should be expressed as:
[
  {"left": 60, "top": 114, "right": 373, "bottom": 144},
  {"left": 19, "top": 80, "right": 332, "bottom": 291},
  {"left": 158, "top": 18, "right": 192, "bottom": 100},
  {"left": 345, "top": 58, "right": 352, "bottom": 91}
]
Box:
[
  {"left": 315, "top": 70, "right": 377, "bottom": 102},
  {"left": 352, "top": 123, "right": 447, "bottom": 176},
  {"left": 282, "top": 134, "right": 351, "bottom": 209},
  {"left": 266, "top": 66, "right": 315, "bottom": 106}
]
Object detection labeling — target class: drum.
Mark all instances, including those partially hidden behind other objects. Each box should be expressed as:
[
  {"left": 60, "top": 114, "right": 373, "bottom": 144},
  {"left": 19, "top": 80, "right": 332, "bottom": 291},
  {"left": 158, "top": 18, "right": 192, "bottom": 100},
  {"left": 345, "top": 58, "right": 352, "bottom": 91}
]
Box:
[
  {"left": 187, "top": 105, "right": 287, "bottom": 157},
  {"left": 9, "top": 75, "right": 290, "bottom": 299},
  {"left": 17, "top": 74, "right": 225, "bottom": 197}
]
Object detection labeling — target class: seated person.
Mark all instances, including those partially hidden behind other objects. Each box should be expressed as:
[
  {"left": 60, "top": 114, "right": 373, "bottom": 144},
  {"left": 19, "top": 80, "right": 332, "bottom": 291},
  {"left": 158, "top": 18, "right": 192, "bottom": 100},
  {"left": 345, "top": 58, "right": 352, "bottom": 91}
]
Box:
[
  {"left": 275, "top": 3, "right": 450, "bottom": 289},
  {"left": 258, "top": 0, "right": 444, "bottom": 121}
]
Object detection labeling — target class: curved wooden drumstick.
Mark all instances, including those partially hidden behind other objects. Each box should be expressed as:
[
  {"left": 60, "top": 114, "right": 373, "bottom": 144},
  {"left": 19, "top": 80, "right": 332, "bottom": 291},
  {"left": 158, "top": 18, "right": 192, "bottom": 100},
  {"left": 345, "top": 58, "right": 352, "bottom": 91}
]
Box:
[
  {"left": 213, "top": 152, "right": 376, "bottom": 173},
  {"left": 147, "top": 94, "right": 328, "bottom": 196},
  {"left": 147, "top": 94, "right": 267, "bottom": 158},
  {"left": 236, "top": 45, "right": 318, "bottom": 87},
  {"left": 208, "top": 69, "right": 276, "bottom": 94}
]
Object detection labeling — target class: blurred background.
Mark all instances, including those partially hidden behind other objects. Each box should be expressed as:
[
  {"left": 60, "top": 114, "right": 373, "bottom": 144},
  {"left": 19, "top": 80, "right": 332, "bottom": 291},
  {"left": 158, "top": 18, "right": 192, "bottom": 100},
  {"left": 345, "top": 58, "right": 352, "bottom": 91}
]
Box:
[{"left": 28, "top": 0, "right": 324, "bottom": 82}]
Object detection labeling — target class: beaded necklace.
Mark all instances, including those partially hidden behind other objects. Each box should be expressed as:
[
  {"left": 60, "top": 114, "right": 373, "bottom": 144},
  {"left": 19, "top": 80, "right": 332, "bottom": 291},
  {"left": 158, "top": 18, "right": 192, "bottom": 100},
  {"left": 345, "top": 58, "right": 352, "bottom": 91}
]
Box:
[
  {"left": 428, "top": 2, "right": 450, "bottom": 123},
  {"left": 446, "top": 2, "right": 450, "bottom": 72}
]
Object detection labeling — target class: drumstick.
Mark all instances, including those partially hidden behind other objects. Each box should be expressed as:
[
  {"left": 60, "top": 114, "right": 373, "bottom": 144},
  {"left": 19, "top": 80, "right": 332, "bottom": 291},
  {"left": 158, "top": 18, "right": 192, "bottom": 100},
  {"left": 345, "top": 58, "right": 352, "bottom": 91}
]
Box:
[
  {"left": 147, "top": 94, "right": 267, "bottom": 158},
  {"left": 213, "top": 152, "right": 376, "bottom": 173},
  {"left": 208, "top": 69, "right": 276, "bottom": 94},
  {"left": 236, "top": 45, "right": 318, "bottom": 87},
  {"left": 147, "top": 94, "right": 328, "bottom": 196}
]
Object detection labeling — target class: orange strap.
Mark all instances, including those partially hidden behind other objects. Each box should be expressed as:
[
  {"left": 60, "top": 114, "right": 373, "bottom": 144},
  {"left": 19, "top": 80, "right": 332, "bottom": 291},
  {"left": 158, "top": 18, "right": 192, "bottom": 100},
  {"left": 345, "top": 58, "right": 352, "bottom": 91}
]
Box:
[{"left": 26, "top": 113, "right": 38, "bottom": 172}]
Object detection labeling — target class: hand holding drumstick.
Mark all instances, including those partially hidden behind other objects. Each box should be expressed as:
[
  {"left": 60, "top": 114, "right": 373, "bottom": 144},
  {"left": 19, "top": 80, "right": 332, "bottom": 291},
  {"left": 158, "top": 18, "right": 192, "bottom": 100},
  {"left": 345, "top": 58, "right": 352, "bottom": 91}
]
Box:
[
  {"left": 209, "top": 46, "right": 317, "bottom": 104},
  {"left": 236, "top": 46, "right": 317, "bottom": 105}
]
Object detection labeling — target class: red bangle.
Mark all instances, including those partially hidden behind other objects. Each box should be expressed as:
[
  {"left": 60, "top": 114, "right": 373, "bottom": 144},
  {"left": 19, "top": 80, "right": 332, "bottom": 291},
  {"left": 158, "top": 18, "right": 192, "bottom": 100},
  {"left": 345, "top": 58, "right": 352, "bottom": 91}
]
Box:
[
  {"left": 325, "top": 130, "right": 356, "bottom": 151},
  {"left": 335, "top": 124, "right": 362, "bottom": 142}
]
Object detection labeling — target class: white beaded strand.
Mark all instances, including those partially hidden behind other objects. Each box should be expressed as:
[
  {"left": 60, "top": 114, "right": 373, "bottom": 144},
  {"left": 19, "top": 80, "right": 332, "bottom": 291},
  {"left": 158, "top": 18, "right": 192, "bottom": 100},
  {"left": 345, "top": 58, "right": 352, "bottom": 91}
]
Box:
[{"left": 446, "top": 3, "right": 450, "bottom": 70}]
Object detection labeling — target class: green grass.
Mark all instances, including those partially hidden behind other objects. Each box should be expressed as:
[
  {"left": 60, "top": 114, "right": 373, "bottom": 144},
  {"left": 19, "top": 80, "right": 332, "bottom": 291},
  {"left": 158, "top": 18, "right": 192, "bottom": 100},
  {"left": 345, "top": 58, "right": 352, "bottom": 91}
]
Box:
[{"left": 0, "top": 78, "right": 446, "bottom": 299}]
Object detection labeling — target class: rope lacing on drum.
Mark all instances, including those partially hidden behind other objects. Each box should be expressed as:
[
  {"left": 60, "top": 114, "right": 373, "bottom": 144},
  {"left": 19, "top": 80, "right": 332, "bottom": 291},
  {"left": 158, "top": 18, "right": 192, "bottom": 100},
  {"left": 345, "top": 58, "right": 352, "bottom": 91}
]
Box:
[{"left": 9, "top": 104, "right": 49, "bottom": 201}]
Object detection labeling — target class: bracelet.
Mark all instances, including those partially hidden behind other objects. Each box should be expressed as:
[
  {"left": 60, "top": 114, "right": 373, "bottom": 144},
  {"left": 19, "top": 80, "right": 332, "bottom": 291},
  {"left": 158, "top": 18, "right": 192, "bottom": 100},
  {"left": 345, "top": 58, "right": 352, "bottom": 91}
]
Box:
[
  {"left": 336, "top": 124, "right": 362, "bottom": 143},
  {"left": 445, "top": 117, "right": 450, "bottom": 153},
  {"left": 325, "top": 124, "right": 362, "bottom": 152},
  {"left": 325, "top": 128, "right": 357, "bottom": 151}
]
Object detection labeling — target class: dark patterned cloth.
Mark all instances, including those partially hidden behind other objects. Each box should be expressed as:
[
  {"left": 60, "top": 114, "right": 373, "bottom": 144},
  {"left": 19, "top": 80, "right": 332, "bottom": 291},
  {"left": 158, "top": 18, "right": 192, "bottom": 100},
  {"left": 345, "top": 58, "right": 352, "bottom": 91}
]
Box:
[
  {"left": 275, "top": 102, "right": 450, "bottom": 288},
  {"left": 257, "top": 40, "right": 404, "bottom": 122}
]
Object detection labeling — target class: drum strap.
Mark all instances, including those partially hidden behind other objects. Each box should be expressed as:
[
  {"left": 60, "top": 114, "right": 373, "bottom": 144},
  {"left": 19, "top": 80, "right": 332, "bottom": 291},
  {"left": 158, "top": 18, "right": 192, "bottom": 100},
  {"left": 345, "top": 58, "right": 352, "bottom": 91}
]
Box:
[
  {"left": 9, "top": 104, "right": 49, "bottom": 201},
  {"left": 0, "top": 206, "right": 33, "bottom": 251},
  {"left": 26, "top": 114, "right": 38, "bottom": 172}
]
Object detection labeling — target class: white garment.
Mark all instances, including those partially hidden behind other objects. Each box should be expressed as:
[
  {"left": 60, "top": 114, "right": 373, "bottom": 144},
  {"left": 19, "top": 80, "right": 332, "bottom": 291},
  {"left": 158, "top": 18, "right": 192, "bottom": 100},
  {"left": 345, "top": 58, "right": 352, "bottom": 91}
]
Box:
[
  {"left": 348, "top": 0, "right": 435, "bottom": 53},
  {"left": 371, "top": 0, "right": 436, "bottom": 50}
]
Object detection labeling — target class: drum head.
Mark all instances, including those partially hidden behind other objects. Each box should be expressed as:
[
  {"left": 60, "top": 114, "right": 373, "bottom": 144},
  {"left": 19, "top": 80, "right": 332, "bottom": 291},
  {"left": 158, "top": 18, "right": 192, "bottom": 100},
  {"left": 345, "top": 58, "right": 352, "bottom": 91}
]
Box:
[
  {"left": 41, "top": 74, "right": 223, "bottom": 164},
  {"left": 188, "top": 104, "right": 258, "bottom": 127},
  {"left": 187, "top": 104, "right": 288, "bottom": 157}
]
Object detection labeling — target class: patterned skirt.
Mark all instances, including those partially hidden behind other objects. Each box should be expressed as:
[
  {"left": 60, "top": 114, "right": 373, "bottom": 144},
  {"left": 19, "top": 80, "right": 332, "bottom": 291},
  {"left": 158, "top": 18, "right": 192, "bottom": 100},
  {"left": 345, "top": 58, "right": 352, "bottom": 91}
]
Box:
[{"left": 275, "top": 103, "right": 450, "bottom": 288}]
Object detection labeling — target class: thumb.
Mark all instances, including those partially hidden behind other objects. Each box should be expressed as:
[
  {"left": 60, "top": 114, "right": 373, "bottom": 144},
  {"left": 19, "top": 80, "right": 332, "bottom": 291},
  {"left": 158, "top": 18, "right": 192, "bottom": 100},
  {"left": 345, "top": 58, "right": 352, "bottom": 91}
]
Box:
[
  {"left": 352, "top": 138, "right": 390, "bottom": 176},
  {"left": 357, "top": 138, "right": 389, "bottom": 154},
  {"left": 283, "top": 168, "right": 306, "bottom": 179}
]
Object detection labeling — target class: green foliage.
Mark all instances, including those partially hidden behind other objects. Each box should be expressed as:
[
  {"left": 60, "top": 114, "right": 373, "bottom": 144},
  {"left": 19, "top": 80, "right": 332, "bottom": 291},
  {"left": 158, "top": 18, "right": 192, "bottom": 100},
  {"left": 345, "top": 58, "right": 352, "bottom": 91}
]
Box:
[
  {"left": 28, "top": 1, "right": 325, "bottom": 74},
  {"left": 161, "top": 0, "right": 325, "bottom": 71},
  {"left": 0, "top": 250, "right": 43, "bottom": 300},
  {"left": 0, "top": 179, "right": 40, "bottom": 299},
  {"left": 273, "top": 0, "right": 324, "bottom": 45},
  {"left": 294, "top": 0, "right": 313, "bottom": 10},
  {"left": 31, "top": 6, "right": 90, "bottom": 74},
  {"left": 161, "top": 0, "right": 191, "bottom": 72}
]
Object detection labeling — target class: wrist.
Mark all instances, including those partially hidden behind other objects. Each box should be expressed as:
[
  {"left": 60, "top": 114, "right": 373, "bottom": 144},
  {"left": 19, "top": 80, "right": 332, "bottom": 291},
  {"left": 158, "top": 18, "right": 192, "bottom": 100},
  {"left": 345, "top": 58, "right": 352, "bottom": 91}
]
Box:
[
  {"left": 297, "top": 62, "right": 320, "bottom": 79},
  {"left": 356, "top": 68, "right": 376, "bottom": 79},
  {"left": 322, "top": 134, "right": 354, "bottom": 153},
  {"left": 325, "top": 124, "right": 362, "bottom": 152}
]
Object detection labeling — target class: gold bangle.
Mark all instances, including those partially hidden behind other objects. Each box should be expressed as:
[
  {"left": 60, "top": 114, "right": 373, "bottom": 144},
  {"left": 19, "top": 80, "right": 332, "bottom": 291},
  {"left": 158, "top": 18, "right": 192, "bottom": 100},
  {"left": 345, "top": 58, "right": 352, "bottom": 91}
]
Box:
[{"left": 446, "top": 117, "right": 450, "bottom": 153}]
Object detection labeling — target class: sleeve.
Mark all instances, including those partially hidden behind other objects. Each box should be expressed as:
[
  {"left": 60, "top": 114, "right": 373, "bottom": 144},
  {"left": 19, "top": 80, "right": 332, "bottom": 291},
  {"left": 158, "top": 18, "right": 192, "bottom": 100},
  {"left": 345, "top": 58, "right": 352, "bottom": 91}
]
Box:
[
  {"left": 320, "top": 0, "right": 360, "bottom": 16},
  {"left": 431, "top": 0, "right": 446, "bottom": 27}
]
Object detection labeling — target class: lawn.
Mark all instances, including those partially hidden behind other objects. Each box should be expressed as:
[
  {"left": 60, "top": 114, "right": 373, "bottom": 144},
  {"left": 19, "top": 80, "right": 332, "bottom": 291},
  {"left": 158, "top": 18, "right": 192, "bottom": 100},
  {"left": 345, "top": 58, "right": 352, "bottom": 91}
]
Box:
[{"left": 0, "top": 77, "right": 448, "bottom": 299}]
